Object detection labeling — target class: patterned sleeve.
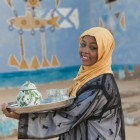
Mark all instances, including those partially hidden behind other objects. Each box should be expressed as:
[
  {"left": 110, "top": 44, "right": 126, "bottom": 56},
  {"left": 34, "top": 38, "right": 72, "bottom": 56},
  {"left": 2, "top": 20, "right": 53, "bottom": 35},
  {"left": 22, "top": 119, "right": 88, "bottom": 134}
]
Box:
[{"left": 18, "top": 88, "right": 108, "bottom": 139}]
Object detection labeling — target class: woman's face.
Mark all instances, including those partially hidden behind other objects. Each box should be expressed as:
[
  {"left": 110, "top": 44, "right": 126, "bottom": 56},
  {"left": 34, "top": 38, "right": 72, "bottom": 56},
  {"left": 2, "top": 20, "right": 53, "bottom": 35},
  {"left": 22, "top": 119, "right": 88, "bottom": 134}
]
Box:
[{"left": 79, "top": 35, "right": 98, "bottom": 66}]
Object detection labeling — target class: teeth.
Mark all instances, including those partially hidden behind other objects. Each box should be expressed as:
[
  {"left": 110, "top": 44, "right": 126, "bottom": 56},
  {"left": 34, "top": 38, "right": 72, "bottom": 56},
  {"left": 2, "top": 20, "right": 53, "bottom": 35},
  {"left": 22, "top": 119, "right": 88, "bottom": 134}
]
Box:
[{"left": 82, "top": 56, "right": 88, "bottom": 60}]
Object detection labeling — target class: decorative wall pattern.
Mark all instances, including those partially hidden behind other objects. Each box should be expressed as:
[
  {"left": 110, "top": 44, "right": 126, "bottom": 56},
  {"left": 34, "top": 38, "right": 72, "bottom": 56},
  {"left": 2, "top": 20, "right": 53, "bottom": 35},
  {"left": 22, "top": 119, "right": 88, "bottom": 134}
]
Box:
[
  {"left": 1, "top": 0, "right": 80, "bottom": 72},
  {"left": 0, "top": 0, "right": 140, "bottom": 88},
  {"left": 7, "top": 0, "right": 61, "bottom": 70}
]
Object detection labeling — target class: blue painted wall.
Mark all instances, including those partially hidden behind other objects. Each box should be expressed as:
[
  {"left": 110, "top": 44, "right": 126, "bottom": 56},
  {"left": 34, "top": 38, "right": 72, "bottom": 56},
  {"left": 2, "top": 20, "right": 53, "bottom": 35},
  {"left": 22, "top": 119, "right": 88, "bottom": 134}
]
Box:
[{"left": 0, "top": 0, "right": 140, "bottom": 88}]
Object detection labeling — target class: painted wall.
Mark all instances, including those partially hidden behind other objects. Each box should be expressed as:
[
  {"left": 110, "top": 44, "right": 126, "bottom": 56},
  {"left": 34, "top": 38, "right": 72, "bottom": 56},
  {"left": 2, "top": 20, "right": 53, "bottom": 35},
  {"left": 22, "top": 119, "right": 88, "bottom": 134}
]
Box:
[
  {"left": 0, "top": 0, "right": 83, "bottom": 72},
  {"left": 0, "top": 0, "right": 140, "bottom": 88}
]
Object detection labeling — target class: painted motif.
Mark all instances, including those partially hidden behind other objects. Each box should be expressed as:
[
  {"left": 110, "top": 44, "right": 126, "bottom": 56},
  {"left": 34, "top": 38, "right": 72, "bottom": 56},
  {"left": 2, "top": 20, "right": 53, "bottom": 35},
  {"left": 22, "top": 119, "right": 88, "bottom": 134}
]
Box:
[
  {"left": 99, "top": 0, "right": 126, "bottom": 34},
  {"left": 6, "top": 0, "right": 61, "bottom": 70}
]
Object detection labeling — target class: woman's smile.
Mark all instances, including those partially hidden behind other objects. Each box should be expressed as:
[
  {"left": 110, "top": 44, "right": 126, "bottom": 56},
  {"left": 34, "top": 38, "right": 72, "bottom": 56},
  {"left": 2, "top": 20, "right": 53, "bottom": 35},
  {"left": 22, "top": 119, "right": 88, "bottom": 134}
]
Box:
[{"left": 81, "top": 54, "right": 89, "bottom": 61}]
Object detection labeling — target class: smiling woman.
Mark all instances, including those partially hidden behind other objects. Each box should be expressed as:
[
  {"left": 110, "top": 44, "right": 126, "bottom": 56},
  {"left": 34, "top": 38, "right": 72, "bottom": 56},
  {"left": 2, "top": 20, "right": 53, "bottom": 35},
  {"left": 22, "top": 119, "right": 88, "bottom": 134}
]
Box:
[{"left": 2, "top": 27, "right": 125, "bottom": 140}]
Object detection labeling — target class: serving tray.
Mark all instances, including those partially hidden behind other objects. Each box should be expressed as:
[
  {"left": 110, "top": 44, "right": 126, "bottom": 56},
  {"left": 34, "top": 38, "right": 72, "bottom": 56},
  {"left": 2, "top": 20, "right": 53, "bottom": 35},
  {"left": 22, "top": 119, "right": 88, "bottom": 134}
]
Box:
[{"left": 7, "top": 97, "right": 75, "bottom": 114}]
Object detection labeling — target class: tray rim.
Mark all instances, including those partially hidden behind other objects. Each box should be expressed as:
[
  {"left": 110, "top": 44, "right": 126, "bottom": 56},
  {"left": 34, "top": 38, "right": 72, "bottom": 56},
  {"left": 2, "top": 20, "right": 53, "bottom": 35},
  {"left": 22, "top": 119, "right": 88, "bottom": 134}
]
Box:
[{"left": 7, "top": 96, "right": 75, "bottom": 114}]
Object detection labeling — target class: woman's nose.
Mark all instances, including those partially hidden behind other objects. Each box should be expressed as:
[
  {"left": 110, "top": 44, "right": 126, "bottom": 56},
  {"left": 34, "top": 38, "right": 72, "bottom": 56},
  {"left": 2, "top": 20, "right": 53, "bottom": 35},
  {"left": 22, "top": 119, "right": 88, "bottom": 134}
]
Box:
[{"left": 83, "top": 46, "right": 89, "bottom": 53}]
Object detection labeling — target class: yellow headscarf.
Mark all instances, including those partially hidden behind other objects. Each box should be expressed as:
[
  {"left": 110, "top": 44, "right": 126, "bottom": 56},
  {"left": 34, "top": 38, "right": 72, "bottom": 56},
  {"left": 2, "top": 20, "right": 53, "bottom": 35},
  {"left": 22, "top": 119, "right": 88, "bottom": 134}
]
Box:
[{"left": 69, "top": 27, "right": 115, "bottom": 97}]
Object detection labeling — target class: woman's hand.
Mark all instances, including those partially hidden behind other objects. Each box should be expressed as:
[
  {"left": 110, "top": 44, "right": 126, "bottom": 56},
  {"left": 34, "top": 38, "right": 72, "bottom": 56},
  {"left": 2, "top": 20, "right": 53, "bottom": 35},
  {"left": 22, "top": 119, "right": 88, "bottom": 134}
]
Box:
[{"left": 1, "top": 103, "right": 20, "bottom": 120}]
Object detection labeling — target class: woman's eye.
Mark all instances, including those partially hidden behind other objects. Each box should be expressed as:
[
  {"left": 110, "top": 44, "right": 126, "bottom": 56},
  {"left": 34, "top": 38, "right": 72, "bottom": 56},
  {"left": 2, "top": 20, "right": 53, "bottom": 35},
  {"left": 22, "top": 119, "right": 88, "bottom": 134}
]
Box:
[
  {"left": 80, "top": 43, "right": 86, "bottom": 47},
  {"left": 90, "top": 46, "right": 96, "bottom": 50}
]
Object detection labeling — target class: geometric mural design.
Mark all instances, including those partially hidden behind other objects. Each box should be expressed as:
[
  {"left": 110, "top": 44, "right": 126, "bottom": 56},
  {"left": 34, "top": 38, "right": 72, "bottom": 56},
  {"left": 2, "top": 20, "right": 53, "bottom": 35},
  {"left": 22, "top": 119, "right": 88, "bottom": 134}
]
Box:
[{"left": 6, "top": 0, "right": 60, "bottom": 70}]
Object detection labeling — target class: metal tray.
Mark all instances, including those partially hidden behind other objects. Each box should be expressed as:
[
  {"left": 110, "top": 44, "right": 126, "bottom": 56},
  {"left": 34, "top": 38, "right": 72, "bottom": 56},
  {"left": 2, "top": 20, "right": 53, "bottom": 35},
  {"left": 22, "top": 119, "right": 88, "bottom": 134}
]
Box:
[{"left": 7, "top": 97, "right": 75, "bottom": 114}]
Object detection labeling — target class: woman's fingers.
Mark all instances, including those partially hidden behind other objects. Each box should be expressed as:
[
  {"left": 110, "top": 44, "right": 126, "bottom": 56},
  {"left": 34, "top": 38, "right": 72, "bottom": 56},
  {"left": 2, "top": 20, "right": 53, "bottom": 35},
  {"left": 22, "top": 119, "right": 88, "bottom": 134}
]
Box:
[
  {"left": 1, "top": 103, "right": 8, "bottom": 114},
  {"left": 1, "top": 103, "right": 20, "bottom": 120}
]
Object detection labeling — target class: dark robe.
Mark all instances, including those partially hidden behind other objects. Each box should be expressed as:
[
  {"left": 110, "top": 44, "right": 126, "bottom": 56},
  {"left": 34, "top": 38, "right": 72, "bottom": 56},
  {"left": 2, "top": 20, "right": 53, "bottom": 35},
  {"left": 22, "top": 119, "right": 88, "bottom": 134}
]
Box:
[{"left": 18, "top": 74, "right": 125, "bottom": 140}]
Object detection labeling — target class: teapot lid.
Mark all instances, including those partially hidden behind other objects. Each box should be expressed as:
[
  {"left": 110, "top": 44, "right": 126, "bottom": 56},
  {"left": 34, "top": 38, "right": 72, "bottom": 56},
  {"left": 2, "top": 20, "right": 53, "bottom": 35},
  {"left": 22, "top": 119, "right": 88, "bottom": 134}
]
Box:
[{"left": 20, "top": 81, "right": 37, "bottom": 91}]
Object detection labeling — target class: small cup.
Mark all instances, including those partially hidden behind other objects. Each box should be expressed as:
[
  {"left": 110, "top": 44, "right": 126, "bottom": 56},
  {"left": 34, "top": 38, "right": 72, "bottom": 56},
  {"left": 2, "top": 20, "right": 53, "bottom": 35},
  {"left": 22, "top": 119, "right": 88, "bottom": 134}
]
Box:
[
  {"left": 46, "top": 89, "right": 57, "bottom": 103},
  {"left": 57, "top": 88, "right": 69, "bottom": 101}
]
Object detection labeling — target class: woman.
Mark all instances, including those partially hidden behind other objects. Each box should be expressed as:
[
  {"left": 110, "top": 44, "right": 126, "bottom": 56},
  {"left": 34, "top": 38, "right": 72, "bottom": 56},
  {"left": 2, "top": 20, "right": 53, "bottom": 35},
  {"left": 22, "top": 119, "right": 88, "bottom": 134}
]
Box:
[{"left": 2, "top": 27, "right": 125, "bottom": 140}]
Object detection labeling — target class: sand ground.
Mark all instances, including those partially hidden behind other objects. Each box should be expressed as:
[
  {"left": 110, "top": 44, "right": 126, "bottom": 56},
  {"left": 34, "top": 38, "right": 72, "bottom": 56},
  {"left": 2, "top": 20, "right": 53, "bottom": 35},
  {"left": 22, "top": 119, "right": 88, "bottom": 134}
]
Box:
[{"left": 0, "top": 79, "right": 140, "bottom": 140}]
